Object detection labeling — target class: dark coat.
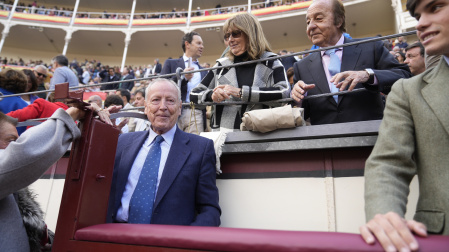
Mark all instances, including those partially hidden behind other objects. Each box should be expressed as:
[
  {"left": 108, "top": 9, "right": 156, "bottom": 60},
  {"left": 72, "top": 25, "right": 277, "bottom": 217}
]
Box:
[
  {"left": 161, "top": 57, "right": 207, "bottom": 102},
  {"left": 107, "top": 128, "right": 221, "bottom": 226},
  {"left": 100, "top": 74, "right": 120, "bottom": 90},
  {"left": 293, "top": 37, "right": 412, "bottom": 125}
]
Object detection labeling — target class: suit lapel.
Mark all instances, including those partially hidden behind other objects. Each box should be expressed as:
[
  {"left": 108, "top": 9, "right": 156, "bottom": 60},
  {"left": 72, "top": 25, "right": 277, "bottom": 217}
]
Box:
[
  {"left": 339, "top": 38, "right": 362, "bottom": 104},
  {"left": 199, "top": 65, "right": 207, "bottom": 79},
  {"left": 341, "top": 38, "right": 361, "bottom": 72},
  {"left": 177, "top": 58, "right": 186, "bottom": 70},
  {"left": 154, "top": 128, "right": 191, "bottom": 208},
  {"left": 307, "top": 52, "right": 337, "bottom": 106},
  {"left": 116, "top": 131, "right": 149, "bottom": 205},
  {"left": 308, "top": 53, "right": 329, "bottom": 94},
  {"left": 421, "top": 59, "right": 449, "bottom": 136}
]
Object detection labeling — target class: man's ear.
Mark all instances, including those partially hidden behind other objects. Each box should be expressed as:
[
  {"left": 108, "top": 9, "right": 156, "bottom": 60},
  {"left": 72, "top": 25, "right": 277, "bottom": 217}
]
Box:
[
  {"left": 177, "top": 102, "right": 182, "bottom": 117},
  {"left": 144, "top": 102, "right": 148, "bottom": 114},
  {"left": 336, "top": 17, "right": 344, "bottom": 30}
]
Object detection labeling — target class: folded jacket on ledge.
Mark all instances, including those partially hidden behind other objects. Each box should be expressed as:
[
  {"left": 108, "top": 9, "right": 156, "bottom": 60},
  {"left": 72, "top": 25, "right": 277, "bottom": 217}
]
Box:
[{"left": 240, "top": 105, "right": 305, "bottom": 133}]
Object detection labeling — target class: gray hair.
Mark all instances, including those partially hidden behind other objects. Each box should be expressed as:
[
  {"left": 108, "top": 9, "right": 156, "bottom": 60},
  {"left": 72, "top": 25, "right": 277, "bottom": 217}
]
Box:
[
  {"left": 88, "top": 95, "right": 102, "bottom": 102},
  {"left": 145, "top": 78, "right": 182, "bottom": 102},
  {"left": 0, "top": 112, "right": 18, "bottom": 128},
  {"left": 34, "top": 64, "right": 48, "bottom": 73},
  {"left": 51, "top": 55, "right": 69, "bottom": 67}
]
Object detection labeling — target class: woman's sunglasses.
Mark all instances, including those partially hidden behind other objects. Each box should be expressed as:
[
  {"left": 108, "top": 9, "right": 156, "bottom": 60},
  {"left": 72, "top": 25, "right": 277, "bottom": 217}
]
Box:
[
  {"left": 36, "top": 72, "right": 47, "bottom": 78},
  {"left": 224, "top": 30, "right": 243, "bottom": 41}
]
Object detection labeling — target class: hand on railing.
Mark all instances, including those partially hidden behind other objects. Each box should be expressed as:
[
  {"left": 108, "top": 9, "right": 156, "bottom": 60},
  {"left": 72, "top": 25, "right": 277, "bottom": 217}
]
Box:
[{"left": 360, "top": 212, "right": 427, "bottom": 252}]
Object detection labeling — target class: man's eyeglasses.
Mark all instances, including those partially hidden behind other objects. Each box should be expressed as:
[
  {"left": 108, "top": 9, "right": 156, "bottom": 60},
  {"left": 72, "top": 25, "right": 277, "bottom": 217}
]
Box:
[
  {"left": 224, "top": 30, "right": 243, "bottom": 41},
  {"left": 35, "top": 72, "right": 47, "bottom": 78}
]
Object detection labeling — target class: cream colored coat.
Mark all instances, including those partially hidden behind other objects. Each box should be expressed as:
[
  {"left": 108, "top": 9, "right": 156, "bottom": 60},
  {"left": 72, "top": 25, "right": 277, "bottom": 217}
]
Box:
[{"left": 365, "top": 58, "right": 449, "bottom": 235}]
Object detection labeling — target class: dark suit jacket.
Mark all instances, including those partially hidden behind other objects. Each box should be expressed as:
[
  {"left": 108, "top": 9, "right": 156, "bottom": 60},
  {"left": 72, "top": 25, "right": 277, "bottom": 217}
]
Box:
[
  {"left": 281, "top": 55, "right": 297, "bottom": 71},
  {"left": 100, "top": 74, "right": 119, "bottom": 90},
  {"left": 161, "top": 57, "right": 207, "bottom": 102},
  {"left": 154, "top": 63, "right": 162, "bottom": 74},
  {"left": 107, "top": 128, "right": 221, "bottom": 226},
  {"left": 293, "top": 37, "right": 412, "bottom": 125},
  {"left": 119, "top": 74, "right": 135, "bottom": 91}
]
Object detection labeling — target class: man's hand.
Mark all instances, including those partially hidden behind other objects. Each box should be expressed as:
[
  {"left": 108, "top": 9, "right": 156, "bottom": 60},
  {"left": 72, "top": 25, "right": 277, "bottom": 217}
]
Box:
[
  {"left": 291, "top": 80, "right": 315, "bottom": 102},
  {"left": 212, "top": 85, "right": 241, "bottom": 102},
  {"left": 184, "top": 67, "right": 194, "bottom": 81},
  {"left": 360, "top": 212, "right": 427, "bottom": 252},
  {"left": 66, "top": 107, "right": 86, "bottom": 122},
  {"left": 331, "top": 70, "right": 369, "bottom": 91},
  {"left": 114, "top": 118, "right": 129, "bottom": 131}
]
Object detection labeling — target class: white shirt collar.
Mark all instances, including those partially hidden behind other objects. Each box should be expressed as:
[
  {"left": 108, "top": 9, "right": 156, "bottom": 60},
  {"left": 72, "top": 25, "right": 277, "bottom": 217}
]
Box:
[
  {"left": 183, "top": 54, "right": 199, "bottom": 65},
  {"left": 147, "top": 124, "right": 177, "bottom": 147},
  {"left": 320, "top": 34, "right": 345, "bottom": 57}
]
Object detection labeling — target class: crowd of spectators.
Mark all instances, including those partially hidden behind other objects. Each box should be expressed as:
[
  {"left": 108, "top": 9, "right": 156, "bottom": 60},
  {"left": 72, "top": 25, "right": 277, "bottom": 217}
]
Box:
[
  {"left": 0, "top": 0, "right": 311, "bottom": 20},
  {"left": 1, "top": 1, "right": 449, "bottom": 251}
]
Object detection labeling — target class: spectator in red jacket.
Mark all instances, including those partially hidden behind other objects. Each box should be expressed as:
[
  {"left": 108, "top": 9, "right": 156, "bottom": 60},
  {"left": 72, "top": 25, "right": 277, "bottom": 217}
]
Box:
[{"left": 7, "top": 98, "right": 68, "bottom": 124}]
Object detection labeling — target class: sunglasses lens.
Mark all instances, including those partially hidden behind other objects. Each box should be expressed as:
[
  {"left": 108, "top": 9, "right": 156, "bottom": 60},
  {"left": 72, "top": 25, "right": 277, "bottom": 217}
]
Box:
[{"left": 224, "top": 30, "right": 242, "bottom": 41}]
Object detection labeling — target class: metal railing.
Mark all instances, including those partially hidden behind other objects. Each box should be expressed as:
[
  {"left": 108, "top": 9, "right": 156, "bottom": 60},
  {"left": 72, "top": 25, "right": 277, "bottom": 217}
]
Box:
[
  {"left": 3, "top": 30, "right": 416, "bottom": 127},
  {"left": 0, "top": 0, "right": 288, "bottom": 21}
]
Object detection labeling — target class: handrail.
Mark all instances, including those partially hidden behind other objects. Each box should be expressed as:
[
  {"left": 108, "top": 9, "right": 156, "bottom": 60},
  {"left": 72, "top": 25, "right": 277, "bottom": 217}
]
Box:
[
  {"left": 5, "top": 30, "right": 417, "bottom": 128},
  {"left": 0, "top": 0, "right": 286, "bottom": 21},
  {"left": 0, "top": 30, "right": 416, "bottom": 101}
]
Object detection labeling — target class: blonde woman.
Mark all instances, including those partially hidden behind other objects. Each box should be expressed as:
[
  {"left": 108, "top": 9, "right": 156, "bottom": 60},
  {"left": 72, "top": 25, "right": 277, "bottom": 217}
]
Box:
[{"left": 191, "top": 13, "right": 290, "bottom": 130}]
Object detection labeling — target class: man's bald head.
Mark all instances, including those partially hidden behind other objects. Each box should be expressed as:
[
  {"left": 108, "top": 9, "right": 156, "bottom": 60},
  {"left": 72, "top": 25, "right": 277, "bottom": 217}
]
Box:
[{"left": 87, "top": 95, "right": 103, "bottom": 108}]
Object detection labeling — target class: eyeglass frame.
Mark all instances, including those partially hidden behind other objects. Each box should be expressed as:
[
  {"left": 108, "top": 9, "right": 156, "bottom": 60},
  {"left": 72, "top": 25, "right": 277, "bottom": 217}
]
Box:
[
  {"left": 224, "top": 30, "right": 243, "bottom": 41},
  {"left": 34, "top": 71, "right": 47, "bottom": 78}
]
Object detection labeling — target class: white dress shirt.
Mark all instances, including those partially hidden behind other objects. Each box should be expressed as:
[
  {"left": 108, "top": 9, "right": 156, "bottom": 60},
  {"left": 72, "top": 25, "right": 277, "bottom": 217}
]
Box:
[
  {"left": 116, "top": 124, "right": 177, "bottom": 222},
  {"left": 182, "top": 54, "right": 201, "bottom": 103}
]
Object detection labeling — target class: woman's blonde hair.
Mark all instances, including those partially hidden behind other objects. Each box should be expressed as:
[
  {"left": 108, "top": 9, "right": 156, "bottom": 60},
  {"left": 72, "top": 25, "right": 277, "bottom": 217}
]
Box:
[{"left": 223, "top": 13, "right": 271, "bottom": 61}]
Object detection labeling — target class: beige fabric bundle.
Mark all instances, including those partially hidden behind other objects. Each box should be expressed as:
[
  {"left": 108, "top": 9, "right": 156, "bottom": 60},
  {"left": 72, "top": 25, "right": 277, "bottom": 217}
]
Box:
[{"left": 240, "top": 105, "right": 305, "bottom": 133}]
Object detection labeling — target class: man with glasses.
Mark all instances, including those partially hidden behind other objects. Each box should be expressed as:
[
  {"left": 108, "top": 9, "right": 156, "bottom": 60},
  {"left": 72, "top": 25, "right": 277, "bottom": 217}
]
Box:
[{"left": 34, "top": 65, "right": 48, "bottom": 99}]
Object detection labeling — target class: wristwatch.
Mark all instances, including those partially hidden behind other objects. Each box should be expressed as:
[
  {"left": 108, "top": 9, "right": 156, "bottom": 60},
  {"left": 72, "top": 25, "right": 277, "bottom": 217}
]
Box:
[{"left": 365, "top": 68, "right": 375, "bottom": 84}]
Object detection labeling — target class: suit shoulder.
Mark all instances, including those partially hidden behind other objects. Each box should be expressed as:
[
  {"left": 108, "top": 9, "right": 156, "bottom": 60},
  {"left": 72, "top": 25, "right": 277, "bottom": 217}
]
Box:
[
  {"left": 296, "top": 52, "right": 317, "bottom": 65},
  {"left": 184, "top": 132, "right": 213, "bottom": 146},
  {"left": 164, "top": 58, "right": 176, "bottom": 63},
  {"left": 164, "top": 58, "right": 181, "bottom": 65},
  {"left": 118, "top": 131, "right": 147, "bottom": 144},
  {"left": 390, "top": 74, "right": 424, "bottom": 99},
  {"left": 349, "top": 37, "right": 384, "bottom": 48}
]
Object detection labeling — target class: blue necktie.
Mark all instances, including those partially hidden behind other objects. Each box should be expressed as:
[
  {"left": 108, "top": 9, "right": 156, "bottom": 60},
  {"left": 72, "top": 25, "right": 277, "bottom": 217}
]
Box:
[
  {"left": 324, "top": 49, "right": 341, "bottom": 103},
  {"left": 128, "top": 135, "right": 164, "bottom": 224}
]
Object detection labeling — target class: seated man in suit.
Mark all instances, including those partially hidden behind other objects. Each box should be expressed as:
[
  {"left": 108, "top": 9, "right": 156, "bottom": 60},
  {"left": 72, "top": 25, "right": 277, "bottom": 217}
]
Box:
[
  {"left": 360, "top": 0, "right": 449, "bottom": 251},
  {"left": 290, "top": 0, "right": 411, "bottom": 125},
  {"left": 107, "top": 78, "right": 221, "bottom": 226}
]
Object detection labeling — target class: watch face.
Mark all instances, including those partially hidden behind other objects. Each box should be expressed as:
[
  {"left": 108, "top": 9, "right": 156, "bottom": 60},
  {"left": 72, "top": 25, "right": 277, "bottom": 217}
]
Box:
[{"left": 365, "top": 69, "right": 374, "bottom": 84}]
